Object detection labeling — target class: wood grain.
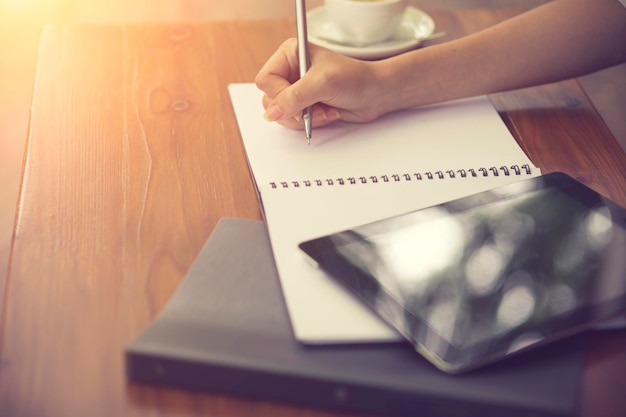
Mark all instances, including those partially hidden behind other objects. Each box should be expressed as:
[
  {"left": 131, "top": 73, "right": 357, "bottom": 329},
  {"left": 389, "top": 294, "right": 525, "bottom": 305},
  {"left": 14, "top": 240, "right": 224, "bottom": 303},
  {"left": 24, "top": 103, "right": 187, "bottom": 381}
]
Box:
[
  {"left": 1, "top": 8, "right": 625, "bottom": 417},
  {"left": 491, "top": 80, "right": 626, "bottom": 207},
  {"left": 1, "top": 23, "right": 262, "bottom": 415}
]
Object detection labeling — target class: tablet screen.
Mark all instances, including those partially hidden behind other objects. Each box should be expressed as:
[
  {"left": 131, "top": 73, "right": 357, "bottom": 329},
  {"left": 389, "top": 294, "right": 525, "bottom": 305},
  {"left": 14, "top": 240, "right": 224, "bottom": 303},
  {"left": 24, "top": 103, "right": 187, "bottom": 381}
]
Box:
[{"left": 299, "top": 172, "right": 626, "bottom": 372}]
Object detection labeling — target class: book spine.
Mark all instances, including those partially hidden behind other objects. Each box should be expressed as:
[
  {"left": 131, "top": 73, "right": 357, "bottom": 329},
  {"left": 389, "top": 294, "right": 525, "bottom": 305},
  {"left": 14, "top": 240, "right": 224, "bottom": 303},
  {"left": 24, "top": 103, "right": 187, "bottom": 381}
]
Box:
[{"left": 125, "top": 351, "right": 565, "bottom": 417}]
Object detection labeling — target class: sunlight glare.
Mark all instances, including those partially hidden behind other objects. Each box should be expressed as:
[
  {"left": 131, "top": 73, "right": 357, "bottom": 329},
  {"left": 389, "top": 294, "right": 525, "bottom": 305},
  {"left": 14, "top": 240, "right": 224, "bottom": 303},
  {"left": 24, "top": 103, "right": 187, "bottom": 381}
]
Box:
[{"left": 1, "top": 0, "right": 61, "bottom": 22}]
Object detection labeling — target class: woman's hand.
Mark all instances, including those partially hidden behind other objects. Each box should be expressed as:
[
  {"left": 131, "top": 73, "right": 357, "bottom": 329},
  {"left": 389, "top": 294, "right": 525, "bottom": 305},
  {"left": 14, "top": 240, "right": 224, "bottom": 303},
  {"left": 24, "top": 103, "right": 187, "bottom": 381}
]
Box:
[{"left": 255, "top": 38, "right": 386, "bottom": 129}]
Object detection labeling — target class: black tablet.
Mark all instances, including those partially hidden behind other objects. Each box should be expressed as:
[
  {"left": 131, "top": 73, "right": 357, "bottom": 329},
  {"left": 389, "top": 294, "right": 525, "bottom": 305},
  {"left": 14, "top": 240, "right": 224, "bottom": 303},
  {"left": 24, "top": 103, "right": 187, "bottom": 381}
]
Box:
[{"left": 299, "top": 172, "right": 626, "bottom": 373}]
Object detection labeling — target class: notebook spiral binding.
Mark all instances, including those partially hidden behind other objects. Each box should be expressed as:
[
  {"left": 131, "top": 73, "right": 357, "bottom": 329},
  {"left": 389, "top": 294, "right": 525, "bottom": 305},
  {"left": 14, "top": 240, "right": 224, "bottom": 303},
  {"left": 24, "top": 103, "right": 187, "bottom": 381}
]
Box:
[{"left": 269, "top": 164, "right": 533, "bottom": 189}]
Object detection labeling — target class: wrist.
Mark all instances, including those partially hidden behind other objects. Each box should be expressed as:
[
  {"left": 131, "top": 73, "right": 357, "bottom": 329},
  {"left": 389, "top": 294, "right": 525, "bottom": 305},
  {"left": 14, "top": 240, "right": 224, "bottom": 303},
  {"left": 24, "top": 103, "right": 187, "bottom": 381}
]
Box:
[
  {"left": 370, "top": 58, "right": 406, "bottom": 116},
  {"left": 370, "top": 48, "right": 442, "bottom": 116}
]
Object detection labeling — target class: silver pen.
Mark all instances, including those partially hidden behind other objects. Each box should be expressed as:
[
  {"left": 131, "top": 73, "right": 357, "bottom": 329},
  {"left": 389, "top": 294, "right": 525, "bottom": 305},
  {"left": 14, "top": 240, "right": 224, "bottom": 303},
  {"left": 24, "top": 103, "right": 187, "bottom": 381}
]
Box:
[{"left": 295, "top": 0, "right": 312, "bottom": 144}]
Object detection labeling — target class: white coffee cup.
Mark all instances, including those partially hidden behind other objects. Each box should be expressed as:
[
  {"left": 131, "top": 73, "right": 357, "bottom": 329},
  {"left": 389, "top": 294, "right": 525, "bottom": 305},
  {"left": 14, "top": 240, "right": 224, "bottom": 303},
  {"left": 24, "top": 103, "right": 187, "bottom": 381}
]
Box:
[{"left": 324, "top": 0, "right": 409, "bottom": 45}]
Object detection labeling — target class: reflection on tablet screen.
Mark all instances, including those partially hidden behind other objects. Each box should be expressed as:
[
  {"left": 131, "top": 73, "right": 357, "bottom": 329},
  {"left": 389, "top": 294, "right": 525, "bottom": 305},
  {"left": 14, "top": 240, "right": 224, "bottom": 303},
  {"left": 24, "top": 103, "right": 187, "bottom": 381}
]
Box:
[{"left": 300, "top": 172, "right": 626, "bottom": 373}]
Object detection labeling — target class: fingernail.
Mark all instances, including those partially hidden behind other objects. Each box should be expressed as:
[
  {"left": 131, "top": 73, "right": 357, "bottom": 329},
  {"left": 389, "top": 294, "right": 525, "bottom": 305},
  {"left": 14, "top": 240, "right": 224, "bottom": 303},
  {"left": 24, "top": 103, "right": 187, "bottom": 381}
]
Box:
[
  {"left": 326, "top": 109, "right": 341, "bottom": 121},
  {"left": 264, "top": 104, "right": 283, "bottom": 121}
]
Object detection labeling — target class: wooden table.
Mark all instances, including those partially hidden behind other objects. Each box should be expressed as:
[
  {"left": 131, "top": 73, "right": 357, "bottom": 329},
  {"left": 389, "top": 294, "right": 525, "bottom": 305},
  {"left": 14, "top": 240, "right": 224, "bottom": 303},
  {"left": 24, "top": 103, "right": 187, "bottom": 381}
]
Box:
[{"left": 1, "top": 9, "right": 625, "bottom": 417}]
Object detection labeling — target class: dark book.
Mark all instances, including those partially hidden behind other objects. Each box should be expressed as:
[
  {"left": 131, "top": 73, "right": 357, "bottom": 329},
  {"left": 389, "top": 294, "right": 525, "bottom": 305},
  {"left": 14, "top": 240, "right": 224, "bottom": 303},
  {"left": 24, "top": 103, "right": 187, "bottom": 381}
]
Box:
[{"left": 126, "top": 218, "right": 584, "bottom": 417}]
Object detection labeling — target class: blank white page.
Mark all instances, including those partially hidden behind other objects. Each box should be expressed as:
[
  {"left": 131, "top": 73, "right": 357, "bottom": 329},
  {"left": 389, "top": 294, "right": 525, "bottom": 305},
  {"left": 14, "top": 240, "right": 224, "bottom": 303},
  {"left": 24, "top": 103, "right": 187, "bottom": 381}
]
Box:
[{"left": 229, "top": 83, "right": 540, "bottom": 343}]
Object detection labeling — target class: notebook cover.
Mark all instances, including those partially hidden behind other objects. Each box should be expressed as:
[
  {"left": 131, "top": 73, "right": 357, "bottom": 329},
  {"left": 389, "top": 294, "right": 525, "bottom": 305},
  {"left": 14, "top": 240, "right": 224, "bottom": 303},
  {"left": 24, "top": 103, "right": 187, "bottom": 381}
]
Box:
[{"left": 125, "top": 218, "right": 583, "bottom": 417}]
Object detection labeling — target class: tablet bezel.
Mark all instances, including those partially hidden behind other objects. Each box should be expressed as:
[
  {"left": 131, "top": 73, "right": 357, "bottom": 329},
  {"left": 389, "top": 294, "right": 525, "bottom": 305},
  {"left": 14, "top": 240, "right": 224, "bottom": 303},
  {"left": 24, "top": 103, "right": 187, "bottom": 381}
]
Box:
[{"left": 299, "top": 172, "right": 626, "bottom": 373}]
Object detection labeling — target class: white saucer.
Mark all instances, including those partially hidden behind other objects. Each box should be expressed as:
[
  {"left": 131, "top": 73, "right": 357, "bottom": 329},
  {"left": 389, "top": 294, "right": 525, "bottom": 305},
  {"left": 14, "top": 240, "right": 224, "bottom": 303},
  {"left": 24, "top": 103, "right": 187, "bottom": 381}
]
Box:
[{"left": 308, "top": 6, "right": 435, "bottom": 60}]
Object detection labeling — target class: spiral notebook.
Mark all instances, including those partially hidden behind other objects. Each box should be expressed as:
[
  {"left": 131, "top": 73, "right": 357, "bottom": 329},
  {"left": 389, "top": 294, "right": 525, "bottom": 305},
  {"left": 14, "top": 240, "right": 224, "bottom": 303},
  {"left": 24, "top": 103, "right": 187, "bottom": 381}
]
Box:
[{"left": 228, "top": 83, "right": 541, "bottom": 343}]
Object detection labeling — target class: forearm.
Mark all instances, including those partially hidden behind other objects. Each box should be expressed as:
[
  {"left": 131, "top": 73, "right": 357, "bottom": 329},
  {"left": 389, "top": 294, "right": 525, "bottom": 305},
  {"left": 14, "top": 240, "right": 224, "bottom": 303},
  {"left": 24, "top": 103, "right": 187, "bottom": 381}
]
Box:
[{"left": 375, "top": 0, "right": 626, "bottom": 113}]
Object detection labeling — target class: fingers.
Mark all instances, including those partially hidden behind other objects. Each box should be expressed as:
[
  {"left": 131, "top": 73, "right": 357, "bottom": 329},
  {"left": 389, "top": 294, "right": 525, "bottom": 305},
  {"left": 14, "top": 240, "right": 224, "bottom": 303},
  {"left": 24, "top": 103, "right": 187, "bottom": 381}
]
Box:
[
  {"left": 256, "top": 39, "right": 331, "bottom": 123},
  {"left": 255, "top": 38, "right": 299, "bottom": 101},
  {"left": 266, "top": 76, "right": 323, "bottom": 121},
  {"left": 261, "top": 94, "right": 339, "bottom": 130},
  {"left": 255, "top": 37, "right": 380, "bottom": 130},
  {"left": 271, "top": 103, "right": 341, "bottom": 130},
  {"left": 260, "top": 70, "right": 320, "bottom": 122}
]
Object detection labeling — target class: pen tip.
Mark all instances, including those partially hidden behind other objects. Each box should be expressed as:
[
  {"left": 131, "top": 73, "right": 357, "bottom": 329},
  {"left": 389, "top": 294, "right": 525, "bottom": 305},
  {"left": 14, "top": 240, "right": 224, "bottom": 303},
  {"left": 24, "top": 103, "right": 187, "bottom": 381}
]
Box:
[{"left": 303, "top": 109, "right": 312, "bottom": 145}]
